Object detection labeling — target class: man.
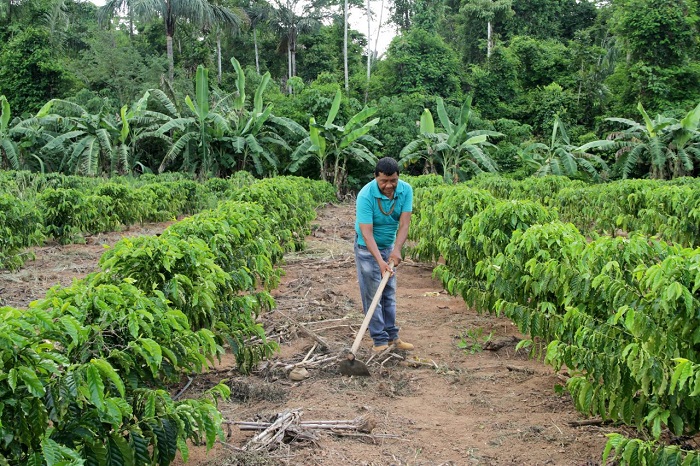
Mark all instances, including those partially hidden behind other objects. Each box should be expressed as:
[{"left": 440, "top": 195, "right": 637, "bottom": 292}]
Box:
[{"left": 354, "top": 157, "right": 414, "bottom": 352}]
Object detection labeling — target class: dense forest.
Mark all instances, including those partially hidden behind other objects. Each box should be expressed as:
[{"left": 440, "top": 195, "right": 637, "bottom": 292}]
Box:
[{"left": 1, "top": 0, "right": 700, "bottom": 189}]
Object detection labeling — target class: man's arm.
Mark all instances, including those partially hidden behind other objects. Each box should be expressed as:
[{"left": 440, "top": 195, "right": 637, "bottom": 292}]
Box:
[
  {"left": 359, "top": 223, "right": 394, "bottom": 275},
  {"left": 389, "top": 211, "right": 412, "bottom": 266}
]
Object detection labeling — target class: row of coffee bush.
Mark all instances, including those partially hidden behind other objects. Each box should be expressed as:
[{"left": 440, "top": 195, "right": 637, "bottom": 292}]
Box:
[
  {"left": 0, "top": 175, "right": 335, "bottom": 464},
  {"left": 0, "top": 171, "right": 334, "bottom": 270},
  {"left": 405, "top": 176, "right": 700, "bottom": 465}
]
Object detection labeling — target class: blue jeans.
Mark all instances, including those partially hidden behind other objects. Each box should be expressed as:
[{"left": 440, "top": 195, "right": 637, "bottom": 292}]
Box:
[{"left": 354, "top": 237, "right": 399, "bottom": 346}]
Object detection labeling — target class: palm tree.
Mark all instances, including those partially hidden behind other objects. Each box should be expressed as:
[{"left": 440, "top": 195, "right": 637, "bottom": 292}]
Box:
[
  {"left": 270, "top": 0, "right": 320, "bottom": 91},
  {"left": 520, "top": 115, "right": 608, "bottom": 180},
  {"left": 204, "top": 0, "right": 248, "bottom": 84},
  {"left": 460, "top": 0, "right": 513, "bottom": 59},
  {"left": 246, "top": 0, "right": 273, "bottom": 74},
  {"left": 579, "top": 102, "right": 700, "bottom": 179},
  {"left": 100, "top": 0, "right": 245, "bottom": 83},
  {"left": 43, "top": 0, "right": 69, "bottom": 49},
  {"left": 97, "top": 0, "right": 137, "bottom": 37}
]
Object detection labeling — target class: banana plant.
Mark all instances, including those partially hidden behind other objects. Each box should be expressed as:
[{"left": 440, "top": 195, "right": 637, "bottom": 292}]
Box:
[
  {"left": 113, "top": 90, "right": 155, "bottom": 174},
  {"left": 0, "top": 95, "right": 20, "bottom": 170},
  {"left": 115, "top": 89, "right": 179, "bottom": 174},
  {"left": 37, "top": 99, "right": 121, "bottom": 176},
  {"left": 659, "top": 101, "right": 700, "bottom": 177},
  {"left": 157, "top": 65, "right": 230, "bottom": 177},
  {"left": 221, "top": 57, "right": 304, "bottom": 175},
  {"left": 400, "top": 96, "right": 502, "bottom": 183},
  {"left": 288, "top": 89, "right": 381, "bottom": 192},
  {"left": 0, "top": 96, "right": 53, "bottom": 172},
  {"left": 520, "top": 114, "right": 608, "bottom": 180},
  {"left": 398, "top": 107, "right": 443, "bottom": 174}
]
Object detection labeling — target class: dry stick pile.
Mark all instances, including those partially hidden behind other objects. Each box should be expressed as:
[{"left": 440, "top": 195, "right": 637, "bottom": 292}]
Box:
[{"left": 228, "top": 408, "right": 384, "bottom": 452}]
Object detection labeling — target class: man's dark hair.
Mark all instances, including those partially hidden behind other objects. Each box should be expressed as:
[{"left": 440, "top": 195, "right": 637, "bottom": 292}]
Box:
[{"left": 375, "top": 157, "right": 400, "bottom": 176}]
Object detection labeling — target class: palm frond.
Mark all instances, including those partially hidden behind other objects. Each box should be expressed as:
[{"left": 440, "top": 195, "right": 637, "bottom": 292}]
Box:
[
  {"left": 260, "top": 134, "right": 290, "bottom": 151},
  {"left": 400, "top": 140, "right": 424, "bottom": 157},
  {"left": 42, "top": 99, "right": 88, "bottom": 118},
  {"left": 548, "top": 157, "right": 563, "bottom": 176},
  {"left": 288, "top": 138, "right": 314, "bottom": 172},
  {"left": 147, "top": 89, "right": 180, "bottom": 117},
  {"left": 95, "top": 128, "right": 114, "bottom": 153},
  {"left": 576, "top": 158, "right": 600, "bottom": 181},
  {"left": 345, "top": 146, "right": 377, "bottom": 166},
  {"left": 42, "top": 130, "right": 85, "bottom": 152},
  {"left": 556, "top": 148, "right": 577, "bottom": 176},
  {"left": 157, "top": 118, "right": 194, "bottom": 135},
  {"left": 268, "top": 115, "right": 306, "bottom": 137},
  {"left": 648, "top": 137, "right": 666, "bottom": 172},
  {"left": 676, "top": 147, "right": 693, "bottom": 172},
  {"left": 86, "top": 139, "right": 101, "bottom": 176},
  {"left": 462, "top": 145, "right": 497, "bottom": 172},
  {"left": 606, "top": 117, "right": 644, "bottom": 132},
  {"left": 620, "top": 143, "right": 647, "bottom": 178},
  {"left": 115, "top": 144, "right": 130, "bottom": 173},
  {"left": 0, "top": 139, "right": 20, "bottom": 170},
  {"left": 159, "top": 132, "right": 197, "bottom": 173}
]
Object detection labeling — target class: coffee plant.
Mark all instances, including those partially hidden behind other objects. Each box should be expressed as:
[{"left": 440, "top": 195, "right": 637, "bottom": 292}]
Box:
[
  {"left": 0, "top": 193, "right": 44, "bottom": 271},
  {"left": 412, "top": 177, "right": 700, "bottom": 463},
  {"left": 0, "top": 282, "right": 229, "bottom": 465},
  {"left": 38, "top": 188, "right": 118, "bottom": 243},
  {"left": 408, "top": 184, "right": 496, "bottom": 263},
  {"left": 0, "top": 174, "right": 335, "bottom": 463}
]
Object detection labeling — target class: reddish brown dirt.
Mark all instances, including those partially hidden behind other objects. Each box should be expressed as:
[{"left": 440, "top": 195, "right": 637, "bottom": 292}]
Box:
[
  {"left": 0, "top": 204, "right": 625, "bottom": 465},
  {"left": 0, "top": 221, "right": 175, "bottom": 308}
]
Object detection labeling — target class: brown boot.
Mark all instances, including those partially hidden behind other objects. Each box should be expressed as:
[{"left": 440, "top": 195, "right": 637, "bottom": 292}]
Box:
[
  {"left": 389, "top": 339, "right": 414, "bottom": 351},
  {"left": 372, "top": 344, "right": 389, "bottom": 353}
]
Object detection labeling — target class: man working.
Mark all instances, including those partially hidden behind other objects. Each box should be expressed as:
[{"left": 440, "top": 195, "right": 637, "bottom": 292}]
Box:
[{"left": 354, "top": 157, "right": 414, "bottom": 353}]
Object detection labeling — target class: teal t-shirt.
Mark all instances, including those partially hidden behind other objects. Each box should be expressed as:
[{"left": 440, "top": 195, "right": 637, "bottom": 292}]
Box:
[{"left": 355, "top": 179, "right": 413, "bottom": 249}]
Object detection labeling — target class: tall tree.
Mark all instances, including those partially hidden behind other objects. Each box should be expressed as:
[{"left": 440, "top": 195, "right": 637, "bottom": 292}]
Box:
[
  {"left": 246, "top": 0, "right": 273, "bottom": 74},
  {"left": 460, "top": 0, "right": 513, "bottom": 59},
  {"left": 502, "top": 0, "right": 595, "bottom": 41},
  {"left": 0, "top": 27, "right": 75, "bottom": 113},
  {"left": 270, "top": 0, "right": 321, "bottom": 90},
  {"left": 379, "top": 27, "right": 461, "bottom": 97},
  {"left": 388, "top": 0, "right": 443, "bottom": 32},
  {"left": 100, "top": 0, "right": 245, "bottom": 83},
  {"left": 343, "top": 0, "right": 348, "bottom": 90},
  {"left": 205, "top": 3, "right": 248, "bottom": 84},
  {"left": 612, "top": 0, "right": 696, "bottom": 68}
]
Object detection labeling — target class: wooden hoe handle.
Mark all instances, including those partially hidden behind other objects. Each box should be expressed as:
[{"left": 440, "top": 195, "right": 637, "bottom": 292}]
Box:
[{"left": 350, "top": 262, "right": 394, "bottom": 355}]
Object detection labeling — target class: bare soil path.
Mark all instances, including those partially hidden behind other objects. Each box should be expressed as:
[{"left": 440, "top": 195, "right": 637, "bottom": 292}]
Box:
[{"left": 0, "top": 203, "right": 622, "bottom": 465}]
